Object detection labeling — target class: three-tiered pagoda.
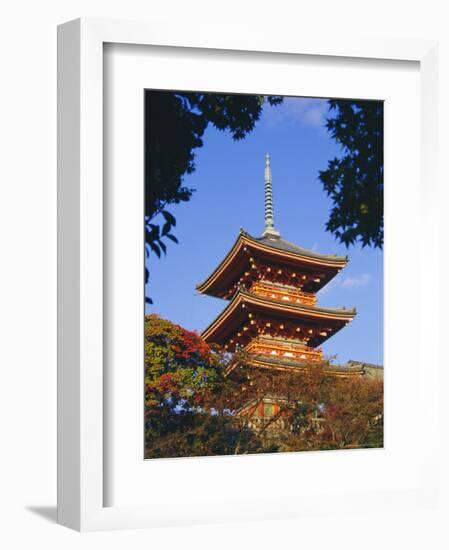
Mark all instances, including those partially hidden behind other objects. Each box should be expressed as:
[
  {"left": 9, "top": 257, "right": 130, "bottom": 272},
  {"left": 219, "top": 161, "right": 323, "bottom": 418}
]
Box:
[{"left": 197, "top": 155, "right": 361, "bottom": 377}]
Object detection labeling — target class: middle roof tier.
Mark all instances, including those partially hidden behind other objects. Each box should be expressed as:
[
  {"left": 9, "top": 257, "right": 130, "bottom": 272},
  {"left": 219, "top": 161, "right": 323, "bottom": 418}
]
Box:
[{"left": 201, "top": 289, "right": 356, "bottom": 350}]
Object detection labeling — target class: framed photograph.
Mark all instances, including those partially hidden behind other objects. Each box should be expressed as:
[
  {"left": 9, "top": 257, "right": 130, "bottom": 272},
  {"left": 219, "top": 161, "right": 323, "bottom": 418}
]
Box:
[{"left": 58, "top": 18, "right": 440, "bottom": 531}]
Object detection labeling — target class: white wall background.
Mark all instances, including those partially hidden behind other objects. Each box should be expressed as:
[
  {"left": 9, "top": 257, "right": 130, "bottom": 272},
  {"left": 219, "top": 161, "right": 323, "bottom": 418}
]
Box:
[{"left": 0, "top": 1, "right": 448, "bottom": 548}]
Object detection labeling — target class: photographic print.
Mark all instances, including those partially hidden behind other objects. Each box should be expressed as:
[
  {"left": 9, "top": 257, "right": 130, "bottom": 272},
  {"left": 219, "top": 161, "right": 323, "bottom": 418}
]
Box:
[{"left": 144, "top": 91, "right": 383, "bottom": 459}]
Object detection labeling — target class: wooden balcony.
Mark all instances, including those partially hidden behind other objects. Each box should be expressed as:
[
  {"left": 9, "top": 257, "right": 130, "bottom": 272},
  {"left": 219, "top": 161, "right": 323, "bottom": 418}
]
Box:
[
  {"left": 246, "top": 337, "right": 323, "bottom": 362},
  {"left": 250, "top": 281, "right": 317, "bottom": 306}
]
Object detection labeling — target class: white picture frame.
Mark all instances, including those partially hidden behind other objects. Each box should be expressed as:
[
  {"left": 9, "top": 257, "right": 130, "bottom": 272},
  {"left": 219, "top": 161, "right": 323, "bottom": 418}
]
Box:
[{"left": 57, "top": 17, "right": 440, "bottom": 531}]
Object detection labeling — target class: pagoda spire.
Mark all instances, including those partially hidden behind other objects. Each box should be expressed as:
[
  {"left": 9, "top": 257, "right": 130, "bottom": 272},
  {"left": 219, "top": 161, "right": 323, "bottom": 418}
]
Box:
[{"left": 262, "top": 154, "right": 281, "bottom": 239}]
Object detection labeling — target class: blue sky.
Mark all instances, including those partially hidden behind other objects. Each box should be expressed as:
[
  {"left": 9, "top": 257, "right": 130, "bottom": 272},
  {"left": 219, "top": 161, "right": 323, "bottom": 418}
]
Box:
[{"left": 145, "top": 97, "right": 383, "bottom": 365}]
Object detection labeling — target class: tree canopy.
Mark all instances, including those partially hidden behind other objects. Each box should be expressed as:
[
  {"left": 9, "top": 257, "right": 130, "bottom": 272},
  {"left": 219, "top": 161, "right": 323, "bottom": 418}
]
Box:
[
  {"left": 144, "top": 314, "right": 383, "bottom": 458},
  {"left": 319, "top": 99, "right": 384, "bottom": 248},
  {"left": 144, "top": 314, "right": 267, "bottom": 458}
]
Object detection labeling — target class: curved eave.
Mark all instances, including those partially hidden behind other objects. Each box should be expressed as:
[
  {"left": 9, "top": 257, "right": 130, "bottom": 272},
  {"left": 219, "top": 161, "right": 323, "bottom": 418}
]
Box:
[
  {"left": 227, "top": 356, "right": 364, "bottom": 377},
  {"left": 196, "top": 231, "right": 348, "bottom": 297},
  {"left": 243, "top": 232, "right": 347, "bottom": 263},
  {"left": 196, "top": 233, "right": 244, "bottom": 295},
  {"left": 201, "top": 290, "right": 356, "bottom": 344}
]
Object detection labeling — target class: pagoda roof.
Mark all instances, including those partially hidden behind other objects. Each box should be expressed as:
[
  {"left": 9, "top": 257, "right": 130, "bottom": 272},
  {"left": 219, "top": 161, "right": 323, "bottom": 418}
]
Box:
[
  {"left": 228, "top": 354, "right": 365, "bottom": 377},
  {"left": 196, "top": 230, "right": 348, "bottom": 298},
  {"left": 347, "top": 360, "right": 384, "bottom": 379},
  {"left": 253, "top": 232, "right": 347, "bottom": 262},
  {"left": 201, "top": 289, "right": 356, "bottom": 346}
]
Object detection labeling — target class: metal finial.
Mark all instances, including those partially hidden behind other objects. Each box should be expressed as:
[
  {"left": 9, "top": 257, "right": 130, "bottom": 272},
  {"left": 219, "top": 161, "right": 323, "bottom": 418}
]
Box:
[{"left": 262, "top": 154, "right": 280, "bottom": 238}]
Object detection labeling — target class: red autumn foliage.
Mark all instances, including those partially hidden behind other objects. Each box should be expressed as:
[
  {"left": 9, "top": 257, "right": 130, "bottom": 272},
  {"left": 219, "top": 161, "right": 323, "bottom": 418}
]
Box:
[{"left": 172, "top": 327, "right": 211, "bottom": 361}]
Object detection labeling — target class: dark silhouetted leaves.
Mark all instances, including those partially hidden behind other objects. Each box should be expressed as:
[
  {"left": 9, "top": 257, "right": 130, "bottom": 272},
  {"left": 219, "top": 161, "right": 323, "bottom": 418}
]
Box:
[
  {"left": 165, "top": 234, "right": 178, "bottom": 244},
  {"left": 319, "top": 99, "right": 383, "bottom": 248},
  {"left": 161, "top": 210, "right": 176, "bottom": 227},
  {"left": 144, "top": 92, "right": 283, "bottom": 303}
]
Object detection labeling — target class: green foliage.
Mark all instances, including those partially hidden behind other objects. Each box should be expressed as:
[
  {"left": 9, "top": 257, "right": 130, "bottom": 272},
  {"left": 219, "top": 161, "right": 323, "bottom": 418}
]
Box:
[{"left": 319, "top": 99, "right": 384, "bottom": 248}]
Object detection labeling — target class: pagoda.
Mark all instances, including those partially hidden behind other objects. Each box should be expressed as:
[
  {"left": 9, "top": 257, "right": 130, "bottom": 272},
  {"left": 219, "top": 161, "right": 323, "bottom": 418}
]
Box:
[{"left": 197, "top": 155, "right": 361, "bottom": 377}]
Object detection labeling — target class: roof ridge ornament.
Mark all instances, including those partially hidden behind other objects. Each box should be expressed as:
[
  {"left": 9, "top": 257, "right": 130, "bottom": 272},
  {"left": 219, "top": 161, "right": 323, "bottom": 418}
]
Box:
[{"left": 262, "top": 154, "right": 281, "bottom": 239}]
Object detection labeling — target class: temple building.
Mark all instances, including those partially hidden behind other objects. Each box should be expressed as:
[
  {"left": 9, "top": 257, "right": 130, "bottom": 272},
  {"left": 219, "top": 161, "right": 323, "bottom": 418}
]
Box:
[{"left": 197, "top": 155, "right": 363, "bottom": 378}]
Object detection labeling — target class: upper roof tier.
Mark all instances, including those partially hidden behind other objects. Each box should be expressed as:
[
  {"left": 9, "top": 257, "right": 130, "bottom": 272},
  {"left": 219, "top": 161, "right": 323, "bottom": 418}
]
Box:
[{"left": 196, "top": 230, "right": 348, "bottom": 298}]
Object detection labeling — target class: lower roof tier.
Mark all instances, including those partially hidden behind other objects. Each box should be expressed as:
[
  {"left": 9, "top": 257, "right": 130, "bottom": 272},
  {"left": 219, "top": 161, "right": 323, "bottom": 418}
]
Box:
[
  {"left": 226, "top": 353, "right": 365, "bottom": 377},
  {"left": 201, "top": 289, "right": 356, "bottom": 348}
]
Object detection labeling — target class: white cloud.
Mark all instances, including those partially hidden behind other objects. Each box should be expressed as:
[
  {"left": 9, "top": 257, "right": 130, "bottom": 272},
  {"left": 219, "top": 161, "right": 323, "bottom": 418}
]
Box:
[
  {"left": 318, "top": 272, "right": 371, "bottom": 296},
  {"left": 262, "top": 97, "right": 329, "bottom": 129},
  {"left": 340, "top": 273, "right": 371, "bottom": 288}
]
